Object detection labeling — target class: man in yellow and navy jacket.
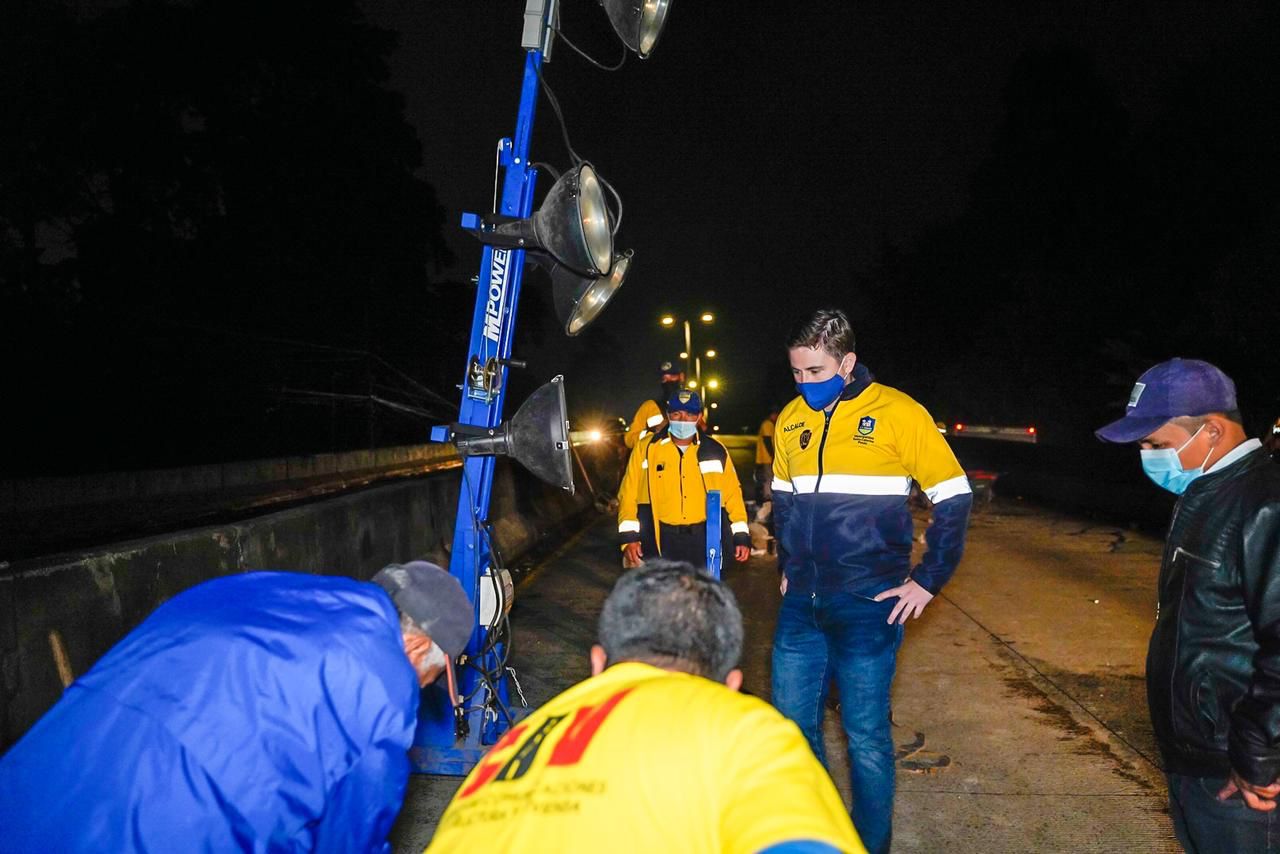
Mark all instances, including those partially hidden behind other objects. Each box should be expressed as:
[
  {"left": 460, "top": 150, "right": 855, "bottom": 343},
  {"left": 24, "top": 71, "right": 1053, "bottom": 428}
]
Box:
[
  {"left": 771, "top": 308, "right": 972, "bottom": 854},
  {"left": 618, "top": 390, "right": 752, "bottom": 569}
]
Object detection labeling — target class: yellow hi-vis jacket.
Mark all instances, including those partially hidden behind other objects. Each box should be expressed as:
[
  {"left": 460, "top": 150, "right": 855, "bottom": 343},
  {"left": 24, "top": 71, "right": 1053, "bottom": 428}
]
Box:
[
  {"left": 625, "top": 399, "right": 665, "bottom": 449},
  {"left": 617, "top": 428, "right": 750, "bottom": 553}
]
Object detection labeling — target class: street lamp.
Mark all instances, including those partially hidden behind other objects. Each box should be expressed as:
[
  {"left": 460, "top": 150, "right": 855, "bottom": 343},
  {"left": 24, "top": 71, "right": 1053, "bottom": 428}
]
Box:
[{"left": 659, "top": 311, "right": 714, "bottom": 386}]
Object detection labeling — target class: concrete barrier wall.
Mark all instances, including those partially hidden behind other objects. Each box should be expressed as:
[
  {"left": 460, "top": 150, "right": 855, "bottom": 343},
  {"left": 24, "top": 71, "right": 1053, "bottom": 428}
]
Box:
[{"left": 0, "top": 456, "right": 601, "bottom": 749}]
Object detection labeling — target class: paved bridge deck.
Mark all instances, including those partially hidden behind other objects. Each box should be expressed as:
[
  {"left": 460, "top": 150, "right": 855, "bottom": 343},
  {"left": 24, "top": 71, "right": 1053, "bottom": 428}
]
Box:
[{"left": 392, "top": 498, "right": 1179, "bottom": 853}]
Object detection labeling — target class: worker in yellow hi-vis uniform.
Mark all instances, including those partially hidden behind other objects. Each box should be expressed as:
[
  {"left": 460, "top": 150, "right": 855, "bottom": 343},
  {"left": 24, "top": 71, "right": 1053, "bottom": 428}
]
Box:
[
  {"left": 624, "top": 360, "right": 686, "bottom": 449},
  {"left": 617, "top": 390, "right": 751, "bottom": 569},
  {"left": 754, "top": 405, "right": 780, "bottom": 502}
]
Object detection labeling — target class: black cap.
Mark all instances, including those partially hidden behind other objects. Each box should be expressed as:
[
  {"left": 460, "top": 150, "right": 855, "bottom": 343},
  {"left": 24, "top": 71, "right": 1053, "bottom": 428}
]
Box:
[{"left": 371, "top": 561, "right": 473, "bottom": 657}]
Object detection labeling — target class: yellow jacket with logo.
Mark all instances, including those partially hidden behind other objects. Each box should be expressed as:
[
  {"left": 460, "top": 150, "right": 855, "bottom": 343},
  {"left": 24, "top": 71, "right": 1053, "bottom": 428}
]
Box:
[
  {"left": 772, "top": 364, "right": 972, "bottom": 596},
  {"left": 625, "top": 399, "right": 665, "bottom": 449},
  {"left": 617, "top": 428, "right": 750, "bottom": 553},
  {"left": 428, "top": 662, "right": 865, "bottom": 853},
  {"left": 755, "top": 417, "right": 776, "bottom": 465}
]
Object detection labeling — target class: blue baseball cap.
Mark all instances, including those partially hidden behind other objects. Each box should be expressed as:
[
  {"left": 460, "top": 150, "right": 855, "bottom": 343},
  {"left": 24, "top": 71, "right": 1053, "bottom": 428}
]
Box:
[
  {"left": 1095, "top": 358, "right": 1237, "bottom": 444},
  {"left": 667, "top": 389, "right": 703, "bottom": 414}
]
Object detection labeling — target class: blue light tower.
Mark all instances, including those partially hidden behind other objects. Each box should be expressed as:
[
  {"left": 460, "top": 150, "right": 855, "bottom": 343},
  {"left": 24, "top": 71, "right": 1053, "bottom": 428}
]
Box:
[{"left": 414, "top": 0, "right": 673, "bottom": 775}]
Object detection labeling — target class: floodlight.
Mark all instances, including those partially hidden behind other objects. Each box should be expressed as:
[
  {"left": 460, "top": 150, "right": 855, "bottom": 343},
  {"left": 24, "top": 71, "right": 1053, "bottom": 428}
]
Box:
[
  {"left": 600, "top": 0, "right": 672, "bottom": 59},
  {"left": 464, "top": 163, "right": 614, "bottom": 277},
  {"left": 532, "top": 249, "right": 632, "bottom": 336}
]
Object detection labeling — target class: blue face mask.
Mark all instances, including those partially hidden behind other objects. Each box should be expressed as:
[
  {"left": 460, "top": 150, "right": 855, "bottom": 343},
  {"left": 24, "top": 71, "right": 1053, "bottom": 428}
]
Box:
[
  {"left": 1141, "top": 426, "right": 1211, "bottom": 494},
  {"left": 668, "top": 420, "right": 698, "bottom": 440},
  {"left": 796, "top": 372, "right": 847, "bottom": 411}
]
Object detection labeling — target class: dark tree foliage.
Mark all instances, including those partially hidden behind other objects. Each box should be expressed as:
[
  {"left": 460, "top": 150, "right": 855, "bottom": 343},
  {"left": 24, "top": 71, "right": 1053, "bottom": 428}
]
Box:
[
  {"left": 868, "top": 31, "right": 1280, "bottom": 441},
  {"left": 1, "top": 0, "right": 455, "bottom": 475}
]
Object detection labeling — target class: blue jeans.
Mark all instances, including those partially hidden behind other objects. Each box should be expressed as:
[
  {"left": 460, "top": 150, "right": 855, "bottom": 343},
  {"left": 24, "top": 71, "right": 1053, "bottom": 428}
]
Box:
[
  {"left": 772, "top": 591, "right": 904, "bottom": 854},
  {"left": 1168, "top": 773, "right": 1279, "bottom": 852}
]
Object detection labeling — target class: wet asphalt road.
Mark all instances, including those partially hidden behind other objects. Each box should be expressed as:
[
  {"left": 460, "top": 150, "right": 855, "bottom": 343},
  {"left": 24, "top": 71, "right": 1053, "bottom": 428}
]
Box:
[{"left": 393, "top": 496, "right": 1179, "bottom": 852}]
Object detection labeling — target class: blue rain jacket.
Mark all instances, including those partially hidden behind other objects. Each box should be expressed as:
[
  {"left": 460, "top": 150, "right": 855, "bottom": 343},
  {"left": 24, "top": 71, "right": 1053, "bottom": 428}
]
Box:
[{"left": 0, "top": 571, "right": 420, "bottom": 853}]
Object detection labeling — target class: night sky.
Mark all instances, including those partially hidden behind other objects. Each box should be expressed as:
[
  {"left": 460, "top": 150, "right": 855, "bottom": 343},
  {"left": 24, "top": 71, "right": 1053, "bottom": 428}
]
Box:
[
  {"left": 3, "top": 1, "right": 1278, "bottom": 475},
  {"left": 366, "top": 0, "right": 1277, "bottom": 434}
]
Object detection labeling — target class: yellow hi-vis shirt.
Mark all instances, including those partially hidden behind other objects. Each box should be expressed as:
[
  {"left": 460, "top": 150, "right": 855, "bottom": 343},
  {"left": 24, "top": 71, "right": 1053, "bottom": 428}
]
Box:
[
  {"left": 617, "top": 431, "right": 750, "bottom": 552},
  {"left": 427, "top": 663, "right": 865, "bottom": 854},
  {"left": 625, "top": 399, "right": 664, "bottom": 449},
  {"left": 755, "top": 417, "right": 776, "bottom": 465}
]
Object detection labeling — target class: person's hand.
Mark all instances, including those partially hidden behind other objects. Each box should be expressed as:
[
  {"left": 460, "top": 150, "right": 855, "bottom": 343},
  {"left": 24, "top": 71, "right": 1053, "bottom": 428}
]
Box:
[
  {"left": 623, "top": 542, "right": 643, "bottom": 565},
  {"left": 734, "top": 545, "right": 750, "bottom": 563},
  {"left": 779, "top": 575, "right": 788, "bottom": 595},
  {"left": 873, "top": 578, "right": 934, "bottom": 624},
  {"left": 1218, "top": 770, "right": 1280, "bottom": 811}
]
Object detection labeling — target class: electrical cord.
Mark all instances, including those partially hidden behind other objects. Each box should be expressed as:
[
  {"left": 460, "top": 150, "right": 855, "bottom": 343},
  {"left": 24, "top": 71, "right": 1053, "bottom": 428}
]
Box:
[
  {"left": 536, "top": 67, "right": 625, "bottom": 237},
  {"left": 549, "top": 26, "right": 627, "bottom": 71},
  {"left": 456, "top": 465, "right": 518, "bottom": 724},
  {"left": 537, "top": 66, "right": 583, "bottom": 166},
  {"left": 532, "top": 161, "right": 562, "bottom": 181}
]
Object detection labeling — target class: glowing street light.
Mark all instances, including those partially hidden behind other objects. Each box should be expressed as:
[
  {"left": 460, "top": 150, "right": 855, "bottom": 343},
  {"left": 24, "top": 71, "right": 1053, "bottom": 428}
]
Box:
[
  {"left": 659, "top": 311, "right": 715, "bottom": 386},
  {"left": 705, "top": 349, "right": 716, "bottom": 358},
  {"left": 706, "top": 378, "right": 720, "bottom": 390},
  {"left": 710, "top": 402, "right": 718, "bottom": 410}
]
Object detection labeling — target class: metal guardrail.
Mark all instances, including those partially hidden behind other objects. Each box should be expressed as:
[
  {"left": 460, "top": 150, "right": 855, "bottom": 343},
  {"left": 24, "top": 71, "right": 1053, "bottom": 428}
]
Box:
[{"left": 1, "top": 444, "right": 462, "bottom": 516}]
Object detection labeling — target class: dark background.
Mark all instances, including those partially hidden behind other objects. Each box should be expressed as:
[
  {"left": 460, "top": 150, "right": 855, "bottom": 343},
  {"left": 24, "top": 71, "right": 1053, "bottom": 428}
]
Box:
[{"left": 3, "top": 1, "right": 1278, "bottom": 477}]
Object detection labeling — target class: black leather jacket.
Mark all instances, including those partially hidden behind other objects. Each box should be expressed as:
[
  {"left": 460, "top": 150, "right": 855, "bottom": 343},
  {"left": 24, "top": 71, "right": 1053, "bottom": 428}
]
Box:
[{"left": 1147, "top": 446, "right": 1280, "bottom": 784}]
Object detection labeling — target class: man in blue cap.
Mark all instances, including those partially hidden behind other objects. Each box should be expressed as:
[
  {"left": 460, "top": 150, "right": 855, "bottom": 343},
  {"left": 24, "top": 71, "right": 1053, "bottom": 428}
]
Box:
[
  {"left": 1096, "top": 358, "right": 1280, "bottom": 852},
  {"left": 0, "top": 562, "right": 473, "bottom": 853},
  {"left": 624, "top": 360, "right": 686, "bottom": 449},
  {"left": 618, "top": 388, "right": 751, "bottom": 569}
]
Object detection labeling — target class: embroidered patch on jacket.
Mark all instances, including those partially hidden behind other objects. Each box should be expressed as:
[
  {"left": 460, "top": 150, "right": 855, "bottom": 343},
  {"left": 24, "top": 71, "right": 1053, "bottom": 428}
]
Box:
[
  {"left": 858, "top": 416, "right": 876, "bottom": 436},
  {"left": 799, "top": 429, "right": 812, "bottom": 450}
]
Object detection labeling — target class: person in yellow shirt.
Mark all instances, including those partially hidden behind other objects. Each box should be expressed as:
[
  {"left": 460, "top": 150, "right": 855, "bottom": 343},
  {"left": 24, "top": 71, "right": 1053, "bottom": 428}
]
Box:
[
  {"left": 624, "top": 360, "right": 686, "bottom": 449},
  {"left": 755, "top": 406, "right": 780, "bottom": 502},
  {"left": 427, "top": 561, "right": 865, "bottom": 854},
  {"left": 618, "top": 390, "right": 751, "bottom": 569}
]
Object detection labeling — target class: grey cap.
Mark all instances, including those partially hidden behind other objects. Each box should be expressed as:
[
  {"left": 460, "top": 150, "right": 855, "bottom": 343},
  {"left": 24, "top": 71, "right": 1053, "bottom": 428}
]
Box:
[{"left": 372, "top": 561, "right": 473, "bottom": 657}]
